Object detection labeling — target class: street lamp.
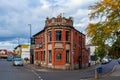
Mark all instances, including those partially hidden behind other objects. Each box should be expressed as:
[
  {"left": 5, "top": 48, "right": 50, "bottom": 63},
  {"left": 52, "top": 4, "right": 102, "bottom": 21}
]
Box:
[
  {"left": 28, "top": 24, "right": 34, "bottom": 64},
  {"left": 28, "top": 24, "right": 32, "bottom": 41}
]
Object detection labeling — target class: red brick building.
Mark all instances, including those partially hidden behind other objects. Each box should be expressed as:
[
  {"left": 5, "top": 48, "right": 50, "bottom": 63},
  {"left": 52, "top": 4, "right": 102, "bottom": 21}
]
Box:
[{"left": 33, "top": 15, "right": 89, "bottom": 69}]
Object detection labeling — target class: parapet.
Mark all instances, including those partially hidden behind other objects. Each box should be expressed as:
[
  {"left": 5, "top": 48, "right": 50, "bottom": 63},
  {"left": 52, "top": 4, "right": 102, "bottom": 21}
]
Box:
[{"left": 45, "top": 14, "right": 73, "bottom": 28}]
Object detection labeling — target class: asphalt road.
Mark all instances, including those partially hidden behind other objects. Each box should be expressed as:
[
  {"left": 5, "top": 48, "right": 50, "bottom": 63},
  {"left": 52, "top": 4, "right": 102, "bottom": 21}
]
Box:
[
  {"left": 0, "top": 59, "right": 39, "bottom": 80},
  {"left": 35, "top": 66, "right": 96, "bottom": 80},
  {"left": 37, "top": 70, "right": 94, "bottom": 80},
  {"left": 0, "top": 59, "right": 117, "bottom": 80}
]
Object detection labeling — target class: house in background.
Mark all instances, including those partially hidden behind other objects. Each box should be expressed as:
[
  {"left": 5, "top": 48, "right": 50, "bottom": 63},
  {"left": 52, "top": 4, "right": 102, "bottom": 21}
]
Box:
[
  {"left": 32, "top": 15, "right": 90, "bottom": 70},
  {"left": 86, "top": 44, "right": 98, "bottom": 65},
  {"left": 0, "top": 49, "right": 13, "bottom": 58},
  {"left": 14, "top": 45, "right": 30, "bottom": 60},
  {"left": 0, "top": 49, "right": 8, "bottom": 58}
]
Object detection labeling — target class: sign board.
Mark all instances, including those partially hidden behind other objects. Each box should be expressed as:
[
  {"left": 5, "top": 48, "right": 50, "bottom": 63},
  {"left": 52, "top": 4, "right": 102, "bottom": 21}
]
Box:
[
  {"left": 72, "top": 50, "right": 74, "bottom": 55},
  {"left": 91, "top": 55, "right": 97, "bottom": 61},
  {"left": 39, "top": 43, "right": 42, "bottom": 48},
  {"left": 21, "top": 45, "right": 30, "bottom": 48},
  {"left": 31, "top": 37, "right": 35, "bottom": 44}
]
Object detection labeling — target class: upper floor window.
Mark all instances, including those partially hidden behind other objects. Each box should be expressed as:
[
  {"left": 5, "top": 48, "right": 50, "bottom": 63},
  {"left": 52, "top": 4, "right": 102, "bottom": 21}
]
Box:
[
  {"left": 48, "top": 31, "right": 52, "bottom": 41},
  {"left": 66, "top": 31, "right": 70, "bottom": 41},
  {"left": 56, "top": 30, "right": 61, "bottom": 41}
]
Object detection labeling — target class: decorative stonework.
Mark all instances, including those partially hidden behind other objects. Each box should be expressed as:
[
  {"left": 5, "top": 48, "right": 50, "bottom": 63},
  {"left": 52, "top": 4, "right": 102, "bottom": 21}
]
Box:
[{"left": 45, "top": 14, "right": 73, "bottom": 28}]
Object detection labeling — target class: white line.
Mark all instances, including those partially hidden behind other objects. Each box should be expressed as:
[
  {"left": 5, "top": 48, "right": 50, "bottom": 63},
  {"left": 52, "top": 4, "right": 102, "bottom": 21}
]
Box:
[
  {"left": 31, "top": 70, "right": 40, "bottom": 77},
  {"left": 24, "top": 67, "right": 42, "bottom": 79}
]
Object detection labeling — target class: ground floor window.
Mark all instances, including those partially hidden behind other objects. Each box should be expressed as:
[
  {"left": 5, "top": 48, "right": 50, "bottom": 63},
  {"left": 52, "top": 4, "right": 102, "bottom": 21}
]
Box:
[
  {"left": 56, "top": 54, "right": 62, "bottom": 60},
  {"left": 40, "top": 51, "right": 42, "bottom": 61},
  {"left": 35, "top": 52, "right": 38, "bottom": 60},
  {"left": 66, "top": 50, "right": 69, "bottom": 63},
  {"left": 49, "top": 50, "right": 52, "bottom": 63},
  {"left": 43, "top": 51, "right": 45, "bottom": 61}
]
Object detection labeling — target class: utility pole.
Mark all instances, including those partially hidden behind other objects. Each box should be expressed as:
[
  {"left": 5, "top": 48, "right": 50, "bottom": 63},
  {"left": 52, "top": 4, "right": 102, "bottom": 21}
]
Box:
[
  {"left": 17, "top": 38, "right": 20, "bottom": 45},
  {"left": 28, "top": 24, "right": 32, "bottom": 41},
  {"left": 28, "top": 24, "right": 34, "bottom": 64}
]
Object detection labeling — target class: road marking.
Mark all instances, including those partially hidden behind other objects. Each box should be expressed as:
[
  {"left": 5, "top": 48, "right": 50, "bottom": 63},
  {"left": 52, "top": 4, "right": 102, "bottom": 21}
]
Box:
[
  {"left": 31, "top": 70, "right": 44, "bottom": 80},
  {"left": 31, "top": 70, "right": 39, "bottom": 77},
  {"left": 38, "top": 76, "right": 41, "bottom": 78},
  {"left": 24, "top": 67, "right": 43, "bottom": 80}
]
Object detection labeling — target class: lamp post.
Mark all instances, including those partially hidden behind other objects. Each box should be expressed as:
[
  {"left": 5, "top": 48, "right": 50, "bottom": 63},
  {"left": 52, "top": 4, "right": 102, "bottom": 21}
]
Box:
[
  {"left": 28, "top": 24, "right": 34, "bottom": 64},
  {"left": 28, "top": 24, "right": 32, "bottom": 40}
]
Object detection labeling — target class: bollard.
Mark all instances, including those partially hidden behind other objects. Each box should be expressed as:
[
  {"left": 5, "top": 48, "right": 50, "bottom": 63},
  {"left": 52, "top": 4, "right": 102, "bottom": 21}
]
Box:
[
  {"left": 95, "top": 69, "right": 98, "bottom": 79},
  {"left": 95, "top": 67, "right": 102, "bottom": 79}
]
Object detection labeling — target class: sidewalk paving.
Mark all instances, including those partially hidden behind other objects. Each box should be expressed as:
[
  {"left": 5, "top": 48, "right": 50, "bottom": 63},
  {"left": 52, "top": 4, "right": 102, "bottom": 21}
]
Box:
[
  {"left": 85, "top": 62, "right": 120, "bottom": 80},
  {"left": 24, "top": 63, "right": 100, "bottom": 72},
  {"left": 110, "top": 63, "right": 120, "bottom": 76}
]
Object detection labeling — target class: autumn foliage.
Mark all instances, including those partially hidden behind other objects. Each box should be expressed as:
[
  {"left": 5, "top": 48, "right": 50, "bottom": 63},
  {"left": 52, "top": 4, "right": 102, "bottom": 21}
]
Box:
[{"left": 86, "top": 0, "right": 120, "bottom": 58}]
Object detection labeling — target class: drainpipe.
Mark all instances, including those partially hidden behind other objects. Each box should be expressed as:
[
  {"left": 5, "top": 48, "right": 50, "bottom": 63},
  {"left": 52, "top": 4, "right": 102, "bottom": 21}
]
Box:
[
  {"left": 71, "top": 29, "right": 74, "bottom": 70},
  {"left": 80, "top": 34, "right": 82, "bottom": 69}
]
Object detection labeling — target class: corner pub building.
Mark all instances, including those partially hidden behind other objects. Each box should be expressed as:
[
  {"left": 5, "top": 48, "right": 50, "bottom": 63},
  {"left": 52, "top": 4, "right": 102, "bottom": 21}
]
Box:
[{"left": 33, "top": 15, "right": 90, "bottom": 70}]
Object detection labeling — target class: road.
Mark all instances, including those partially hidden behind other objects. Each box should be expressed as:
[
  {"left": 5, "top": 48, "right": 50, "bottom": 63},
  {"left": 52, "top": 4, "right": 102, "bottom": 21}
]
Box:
[
  {"left": 0, "top": 59, "right": 39, "bottom": 80},
  {"left": 34, "top": 65, "right": 97, "bottom": 80},
  {"left": 0, "top": 59, "right": 118, "bottom": 80}
]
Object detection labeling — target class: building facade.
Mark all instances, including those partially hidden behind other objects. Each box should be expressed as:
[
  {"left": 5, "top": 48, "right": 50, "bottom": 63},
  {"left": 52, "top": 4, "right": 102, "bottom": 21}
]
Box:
[
  {"left": 14, "top": 45, "right": 30, "bottom": 60},
  {"left": 33, "top": 15, "right": 89, "bottom": 69},
  {"left": 86, "top": 44, "right": 98, "bottom": 65}
]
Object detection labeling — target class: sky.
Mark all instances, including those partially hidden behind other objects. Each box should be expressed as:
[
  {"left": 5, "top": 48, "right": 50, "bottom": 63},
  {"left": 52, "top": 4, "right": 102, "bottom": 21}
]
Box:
[{"left": 0, "top": 0, "right": 100, "bottom": 51}]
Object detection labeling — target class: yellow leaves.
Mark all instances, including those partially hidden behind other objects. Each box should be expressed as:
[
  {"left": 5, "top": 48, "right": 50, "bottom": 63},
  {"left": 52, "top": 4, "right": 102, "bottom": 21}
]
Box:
[
  {"left": 87, "top": 0, "right": 120, "bottom": 57},
  {"left": 102, "top": 0, "right": 112, "bottom": 4},
  {"left": 87, "top": 0, "right": 120, "bottom": 46},
  {"left": 103, "top": 26, "right": 112, "bottom": 38},
  {"left": 89, "top": 0, "right": 120, "bottom": 20},
  {"left": 86, "top": 23, "right": 97, "bottom": 37}
]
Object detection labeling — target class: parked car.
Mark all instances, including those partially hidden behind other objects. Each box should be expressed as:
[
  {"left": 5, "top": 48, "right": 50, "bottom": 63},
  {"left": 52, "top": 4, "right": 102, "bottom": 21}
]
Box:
[
  {"left": 118, "top": 58, "right": 120, "bottom": 64},
  {"left": 101, "top": 56, "right": 112, "bottom": 64},
  {"left": 7, "top": 56, "right": 13, "bottom": 61},
  {"left": 13, "top": 58, "right": 23, "bottom": 66},
  {"left": 101, "top": 57, "right": 109, "bottom": 64}
]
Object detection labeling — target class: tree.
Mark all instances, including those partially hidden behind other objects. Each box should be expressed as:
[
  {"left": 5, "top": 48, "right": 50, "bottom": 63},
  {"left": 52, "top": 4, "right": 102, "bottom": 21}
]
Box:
[
  {"left": 86, "top": 0, "right": 120, "bottom": 58},
  {"left": 109, "top": 32, "right": 120, "bottom": 58}
]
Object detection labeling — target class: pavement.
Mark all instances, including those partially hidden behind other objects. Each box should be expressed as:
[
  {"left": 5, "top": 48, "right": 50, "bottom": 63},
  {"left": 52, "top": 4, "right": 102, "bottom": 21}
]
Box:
[
  {"left": 24, "top": 63, "right": 100, "bottom": 72},
  {"left": 24, "top": 61, "right": 120, "bottom": 80},
  {"left": 86, "top": 62, "right": 120, "bottom": 80},
  {"left": 110, "top": 63, "right": 120, "bottom": 76}
]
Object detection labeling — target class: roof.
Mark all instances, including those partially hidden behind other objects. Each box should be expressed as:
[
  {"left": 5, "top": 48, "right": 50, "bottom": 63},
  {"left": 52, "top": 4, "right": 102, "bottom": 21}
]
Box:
[{"left": 33, "top": 29, "right": 45, "bottom": 37}]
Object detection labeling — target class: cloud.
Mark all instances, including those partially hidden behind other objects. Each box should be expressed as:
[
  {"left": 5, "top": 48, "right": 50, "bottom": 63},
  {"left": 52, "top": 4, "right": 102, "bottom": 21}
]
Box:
[
  {"left": 0, "top": 0, "right": 100, "bottom": 50},
  {"left": 0, "top": 38, "right": 30, "bottom": 51},
  {"left": 0, "top": 41, "right": 17, "bottom": 51}
]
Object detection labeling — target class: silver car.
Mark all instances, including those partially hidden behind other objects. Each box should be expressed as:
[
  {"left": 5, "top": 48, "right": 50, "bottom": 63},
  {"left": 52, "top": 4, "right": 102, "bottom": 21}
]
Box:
[
  {"left": 13, "top": 58, "right": 23, "bottom": 66},
  {"left": 101, "top": 57, "right": 109, "bottom": 64},
  {"left": 101, "top": 56, "right": 112, "bottom": 64}
]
